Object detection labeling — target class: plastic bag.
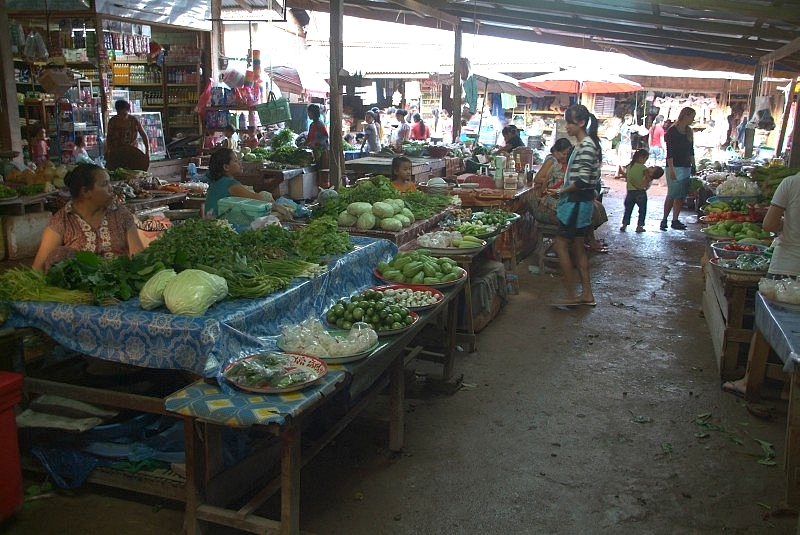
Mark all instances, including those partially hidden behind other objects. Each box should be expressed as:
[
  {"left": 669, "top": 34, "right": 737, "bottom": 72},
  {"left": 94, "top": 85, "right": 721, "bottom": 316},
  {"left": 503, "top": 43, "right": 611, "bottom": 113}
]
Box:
[
  {"left": 194, "top": 78, "right": 214, "bottom": 120},
  {"left": 23, "top": 31, "right": 49, "bottom": 61},
  {"left": 748, "top": 95, "right": 775, "bottom": 131}
]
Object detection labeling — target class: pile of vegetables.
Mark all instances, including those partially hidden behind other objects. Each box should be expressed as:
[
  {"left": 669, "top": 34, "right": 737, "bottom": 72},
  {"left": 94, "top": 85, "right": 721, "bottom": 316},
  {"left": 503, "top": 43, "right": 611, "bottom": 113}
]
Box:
[
  {"left": 375, "top": 250, "right": 465, "bottom": 285},
  {"left": 223, "top": 352, "right": 318, "bottom": 390},
  {"left": 0, "top": 266, "right": 94, "bottom": 305},
  {"left": 325, "top": 292, "right": 415, "bottom": 332},
  {"left": 312, "top": 175, "right": 451, "bottom": 222},
  {"left": 292, "top": 216, "right": 354, "bottom": 262},
  {"left": 715, "top": 253, "right": 770, "bottom": 272},
  {"left": 42, "top": 219, "right": 338, "bottom": 309},
  {"left": 716, "top": 176, "right": 760, "bottom": 197},
  {"left": 703, "top": 220, "right": 771, "bottom": 242},
  {"left": 366, "top": 286, "right": 442, "bottom": 309},
  {"left": 750, "top": 165, "right": 800, "bottom": 199},
  {"left": 338, "top": 199, "right": 415, "bottom": 231},
  {"left": 471, "top": 209, "right": 515, "bottom": 226},
  {"left": 277, "top": 318, "right": 378, "bottom": 358},
  {"left": 141, "top": 268, "right": 229, "bottom": 316}
]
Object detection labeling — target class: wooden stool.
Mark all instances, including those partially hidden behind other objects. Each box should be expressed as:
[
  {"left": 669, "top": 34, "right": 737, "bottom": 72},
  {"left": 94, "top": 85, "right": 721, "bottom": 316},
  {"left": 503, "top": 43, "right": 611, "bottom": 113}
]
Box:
[{"left": 533, "top": 221, "right": 560, "bottom": 274}]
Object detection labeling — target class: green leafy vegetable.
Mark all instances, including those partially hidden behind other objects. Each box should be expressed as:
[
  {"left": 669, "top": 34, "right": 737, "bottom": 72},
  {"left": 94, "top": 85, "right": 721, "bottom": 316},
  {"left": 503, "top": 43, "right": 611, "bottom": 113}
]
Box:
[{"left": 291, "top": 216, "right": 353, "bottom": 262}]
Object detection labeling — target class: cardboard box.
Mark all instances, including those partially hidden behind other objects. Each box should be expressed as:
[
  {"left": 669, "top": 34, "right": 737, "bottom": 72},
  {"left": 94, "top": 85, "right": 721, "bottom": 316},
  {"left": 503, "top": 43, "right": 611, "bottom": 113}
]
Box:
[{"left": 37, "top": 69, "right": 73, "bottom": 96}]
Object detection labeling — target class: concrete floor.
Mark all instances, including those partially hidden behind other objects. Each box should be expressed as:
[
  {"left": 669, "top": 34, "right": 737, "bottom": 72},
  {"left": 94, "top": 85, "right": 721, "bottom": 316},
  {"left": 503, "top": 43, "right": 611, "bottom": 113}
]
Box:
[{"left": 3, "top": 177, "right": 798, "bottom": 534}]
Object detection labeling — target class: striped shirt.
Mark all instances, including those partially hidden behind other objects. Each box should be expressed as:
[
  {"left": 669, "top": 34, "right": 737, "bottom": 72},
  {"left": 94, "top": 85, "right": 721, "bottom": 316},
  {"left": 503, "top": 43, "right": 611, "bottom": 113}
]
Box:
[{"left": 566, "top": 137, "right": 601, "bottom": 200}]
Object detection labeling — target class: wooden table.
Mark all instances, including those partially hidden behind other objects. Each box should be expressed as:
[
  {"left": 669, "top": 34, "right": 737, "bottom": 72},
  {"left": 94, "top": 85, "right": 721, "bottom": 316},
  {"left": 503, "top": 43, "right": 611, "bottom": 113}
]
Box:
[
  {"left": 742, "top": 293, "right": 800, "bottom": 507},
  {"left": 126, "top": 192, "right": 188, "bottom": 213},
  {"left": 171, "top": 277, "right": 465, "bottom": 535},
  {"left": 701, "top": 257, "right": 762, "bottom": 378},
  {"left": 344, "top": 156, "right": 446, "bottom": 183},
  {"left": 0, "top": 192, "right": 51, "bottom": 216}
]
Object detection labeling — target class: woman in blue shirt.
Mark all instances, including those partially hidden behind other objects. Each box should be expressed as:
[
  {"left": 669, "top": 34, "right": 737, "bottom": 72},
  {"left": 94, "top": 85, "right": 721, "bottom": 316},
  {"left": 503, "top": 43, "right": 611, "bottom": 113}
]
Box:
[{"left": 204, "top": 148, "right": 271, "bottom": 218}]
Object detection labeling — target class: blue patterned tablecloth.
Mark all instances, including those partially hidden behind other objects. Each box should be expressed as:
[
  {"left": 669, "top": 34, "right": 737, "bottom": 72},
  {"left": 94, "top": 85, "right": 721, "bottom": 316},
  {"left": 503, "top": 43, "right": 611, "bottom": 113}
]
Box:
[
  {"left": 755, "top": 292, "right": 800, "bottom": 373},
  {"left": 165, "top": 370, "right": 350, "bottom": 427},
  {"left": 6, "top": 236, "right": 397, "bottom": 377}
]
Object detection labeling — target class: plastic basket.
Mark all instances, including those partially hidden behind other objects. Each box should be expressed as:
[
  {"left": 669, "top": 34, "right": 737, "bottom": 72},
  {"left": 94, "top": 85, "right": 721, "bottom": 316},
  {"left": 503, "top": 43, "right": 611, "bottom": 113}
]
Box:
[{"left": 255, "top": 92, "right": 291, "bottom": 125}]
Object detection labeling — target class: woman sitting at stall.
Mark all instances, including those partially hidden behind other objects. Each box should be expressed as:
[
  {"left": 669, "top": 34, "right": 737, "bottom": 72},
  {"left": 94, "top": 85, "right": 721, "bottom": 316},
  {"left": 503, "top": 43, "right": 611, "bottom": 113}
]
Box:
[
  {"left": 495, "top": 125, "right": 525, "bottom": 154},
  {"left": 204, "top": 148, "right": 273, "bottom": 219},
  {"left": 32, "top": 163, "right": 144, "bottom": 272}
]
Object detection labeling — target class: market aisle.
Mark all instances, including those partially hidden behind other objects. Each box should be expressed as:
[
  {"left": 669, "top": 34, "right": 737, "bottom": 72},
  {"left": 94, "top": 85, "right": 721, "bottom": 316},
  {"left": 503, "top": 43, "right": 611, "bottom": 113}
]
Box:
[
  {"left": 4, "top": 178, "right": 796, "bottom": 534},
  {"left": 299, "top": 177, "right": 795, "bottom": 534}
]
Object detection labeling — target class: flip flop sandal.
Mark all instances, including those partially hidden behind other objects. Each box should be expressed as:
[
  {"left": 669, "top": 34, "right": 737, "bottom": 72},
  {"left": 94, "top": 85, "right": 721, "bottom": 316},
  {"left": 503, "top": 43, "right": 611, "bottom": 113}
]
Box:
[{"left": 720, "top": 381, "right": 745, "bottom": 399}]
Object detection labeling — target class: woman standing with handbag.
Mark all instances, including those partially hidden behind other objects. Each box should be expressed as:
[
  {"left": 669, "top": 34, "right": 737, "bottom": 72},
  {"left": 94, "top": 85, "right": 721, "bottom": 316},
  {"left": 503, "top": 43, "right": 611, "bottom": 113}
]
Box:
[{"left": 551, "top": 104, "right": 602, "bottom": 307}]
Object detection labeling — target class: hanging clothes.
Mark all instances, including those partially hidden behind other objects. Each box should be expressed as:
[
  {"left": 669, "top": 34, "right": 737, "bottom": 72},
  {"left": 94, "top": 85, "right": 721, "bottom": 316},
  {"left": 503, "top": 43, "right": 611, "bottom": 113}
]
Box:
[
  {"left": 491, "top": 93, "right": 504, "bottom": 118},
  {"left": 501, "top": 93, "right": 517, "bottom": 110},
  {"left": 463, "top": 76, "right": 478, "bottom": 114}
]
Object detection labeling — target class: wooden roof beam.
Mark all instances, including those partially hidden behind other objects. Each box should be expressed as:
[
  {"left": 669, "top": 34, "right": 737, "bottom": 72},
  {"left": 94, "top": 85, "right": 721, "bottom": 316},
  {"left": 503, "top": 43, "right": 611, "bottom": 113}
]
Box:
[
  {"left": 760, "top": 35, "right": 800, "bottom": 64},
  {"left": 386, "top": 0, "right": 460, "bottom": 27}
]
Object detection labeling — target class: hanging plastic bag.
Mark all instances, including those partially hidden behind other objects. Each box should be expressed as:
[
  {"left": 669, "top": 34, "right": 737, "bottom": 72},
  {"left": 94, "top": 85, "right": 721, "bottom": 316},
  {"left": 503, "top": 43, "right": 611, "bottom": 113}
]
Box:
[
  {"left": 194, "top": 78, "right": 214, "bottom": 121},
  {"left": 23, "top": 30, "right": 49, "bottom": 61},
  {"left": 748, "top": 95, "right": 775, "bottom": 131}
]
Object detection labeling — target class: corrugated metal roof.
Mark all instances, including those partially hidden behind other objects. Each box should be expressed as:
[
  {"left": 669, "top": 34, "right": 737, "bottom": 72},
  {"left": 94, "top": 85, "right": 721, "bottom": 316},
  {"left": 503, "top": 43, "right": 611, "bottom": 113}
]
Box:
[{"left": 278, "top": 0, "right": 800, "bottom": 75}]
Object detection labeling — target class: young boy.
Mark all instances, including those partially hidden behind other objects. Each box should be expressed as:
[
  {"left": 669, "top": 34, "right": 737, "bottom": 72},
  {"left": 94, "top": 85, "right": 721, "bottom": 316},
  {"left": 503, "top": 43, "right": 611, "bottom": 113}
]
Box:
[{"left": 620, "top": 149, "right": 664, "bottom": 233}]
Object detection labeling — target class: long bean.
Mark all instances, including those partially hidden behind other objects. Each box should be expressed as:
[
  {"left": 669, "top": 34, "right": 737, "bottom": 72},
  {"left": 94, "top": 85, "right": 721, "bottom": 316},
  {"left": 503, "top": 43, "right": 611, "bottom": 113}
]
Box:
[{"left": 0, "top": 267, "right": 94, "bottom": 304}]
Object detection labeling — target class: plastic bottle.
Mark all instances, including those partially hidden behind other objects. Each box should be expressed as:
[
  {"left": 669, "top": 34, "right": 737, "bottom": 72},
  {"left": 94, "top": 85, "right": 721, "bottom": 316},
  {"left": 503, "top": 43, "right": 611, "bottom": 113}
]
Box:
[{"left": 238, "top": 113, "right": 246, "bottom": 132}]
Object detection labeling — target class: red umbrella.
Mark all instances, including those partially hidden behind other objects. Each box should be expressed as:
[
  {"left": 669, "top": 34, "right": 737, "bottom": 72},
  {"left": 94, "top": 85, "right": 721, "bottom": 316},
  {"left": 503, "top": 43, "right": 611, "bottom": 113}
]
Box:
[{"left": 519, "top": 68, "right": 643, "bottom": 94}]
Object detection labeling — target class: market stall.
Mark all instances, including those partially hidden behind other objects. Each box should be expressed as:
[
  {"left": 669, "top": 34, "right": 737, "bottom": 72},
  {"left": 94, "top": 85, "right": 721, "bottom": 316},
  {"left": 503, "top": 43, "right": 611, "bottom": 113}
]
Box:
[
  {"left": 740, "top": 294, "right": 800, "bottom": 507},
  {"left": 344, "top": 155, "right": 446, "bottom": 184},
  {"left": 6, "top": 233, "right": 467, "bottom": 534},
  {"left": 452, "top": 179, "right": 537, "bottom": 290}
]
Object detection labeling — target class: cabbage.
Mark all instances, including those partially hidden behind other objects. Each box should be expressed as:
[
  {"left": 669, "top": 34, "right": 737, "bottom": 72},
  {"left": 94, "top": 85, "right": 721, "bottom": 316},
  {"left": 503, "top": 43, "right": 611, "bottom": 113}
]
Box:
[
  {"left": 347, "top": 202, "right": 374, "bottom": 216},
  {"left": 163, "top": 269, "right": 228, "bottom": 316},
  {"left": 139, "top": 268, "right": 177, "bottom": 310},
  {"left": 372, "top": 201, "right": 395, "bottom": 218},
  {"left": 338, "top": 210, "right": 358, "bottom": 227},
  {"left": 379, "top": 217, "right": 402, "bottom": 231},
  {"left": 356, "top": 212, "right": 376, "bottom": 229}
]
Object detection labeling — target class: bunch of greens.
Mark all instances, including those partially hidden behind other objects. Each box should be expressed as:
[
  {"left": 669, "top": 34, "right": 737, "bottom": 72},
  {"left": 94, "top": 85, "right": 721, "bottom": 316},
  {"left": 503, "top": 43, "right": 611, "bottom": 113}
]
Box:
[
  {"left": 268, "top": 147, "right": 315, "bottom": 167},
  {"left": 46, "top": 251, "right": 167, "bottom": 303},
  {"left": 271, "top": 128, "right": 295, "bottom": 149},
  {"left": 239, "top": 225, "right": 292, "bottom": 259},
  {"left": 400, "top": 190, "right": 451, "bottom": 220},
  {"left": 2, "top": 266, "right": 94, "bottom": 304},
  {"left": 291, "top": 216, "right": 353, "bottom": 262}
]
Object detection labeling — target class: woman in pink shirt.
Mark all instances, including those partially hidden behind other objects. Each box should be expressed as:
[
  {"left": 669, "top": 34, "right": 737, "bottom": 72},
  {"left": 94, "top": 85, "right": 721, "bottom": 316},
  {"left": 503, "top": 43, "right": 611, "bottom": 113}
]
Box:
[{"left": 649, "top": 115, "right": 665, "bottom": 164}]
